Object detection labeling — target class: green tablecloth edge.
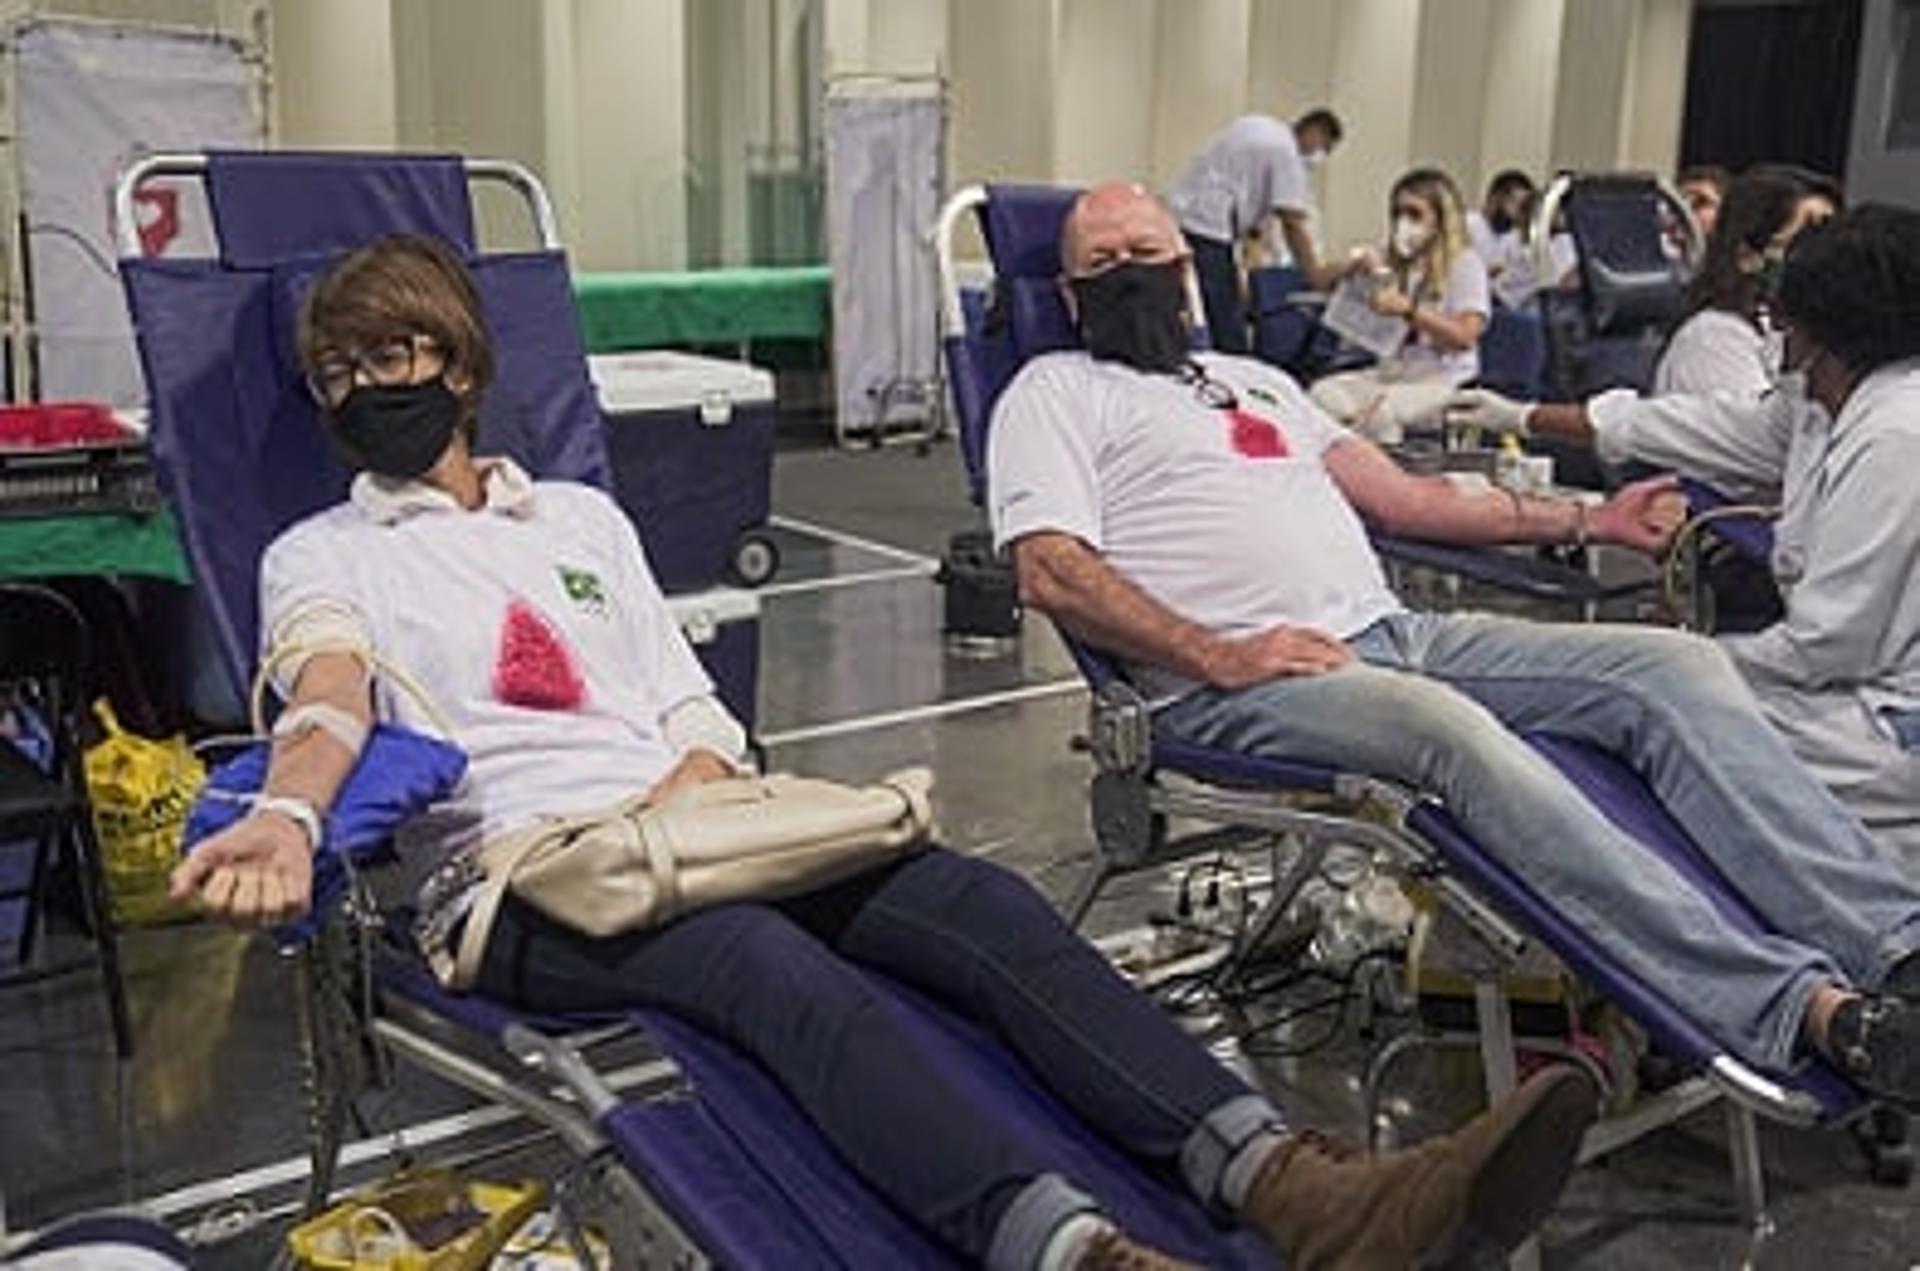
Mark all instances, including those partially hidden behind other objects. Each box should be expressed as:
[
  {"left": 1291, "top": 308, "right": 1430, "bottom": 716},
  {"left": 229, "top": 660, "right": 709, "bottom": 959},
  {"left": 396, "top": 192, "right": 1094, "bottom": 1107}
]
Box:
[
  {"left": 0, "top": 507, "right": 191, "bottom": 584},
  {"left": 572, "top": 266, "right": 832, "bottom": 353}
]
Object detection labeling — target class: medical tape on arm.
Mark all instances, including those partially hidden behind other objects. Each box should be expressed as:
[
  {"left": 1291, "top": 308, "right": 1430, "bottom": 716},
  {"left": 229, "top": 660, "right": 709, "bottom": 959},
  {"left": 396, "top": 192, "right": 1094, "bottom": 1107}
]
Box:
[
  {"left": 270, "top": 701, "right": 371, "bottom": 759},
  {"left": 253, "top": 597, "right": 453, "bottom": 739}
]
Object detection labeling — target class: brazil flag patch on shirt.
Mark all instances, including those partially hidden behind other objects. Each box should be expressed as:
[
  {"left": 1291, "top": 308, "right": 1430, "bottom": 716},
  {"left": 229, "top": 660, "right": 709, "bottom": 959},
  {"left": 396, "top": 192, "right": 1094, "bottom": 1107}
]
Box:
[{"left": 557, "top": 564, "right": 607, "bottom": 614}]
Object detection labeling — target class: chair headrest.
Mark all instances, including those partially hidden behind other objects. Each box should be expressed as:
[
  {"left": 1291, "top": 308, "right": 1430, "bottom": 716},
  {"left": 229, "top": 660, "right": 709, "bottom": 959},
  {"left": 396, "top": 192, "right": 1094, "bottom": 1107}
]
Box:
[
  {"left": 1562, "top": 178, "right": 1684, "bottom": 334},
  {"left": 1007, "top": 276, "right": 1080, "bottom": 359},
  {"left": 982, "top": 184, "right": 1082, "bottom": 280},
  {"left": 979, "top": 185, "right": 1084, "bottom": 360},
  {"left": 205, "top": 151, "right": 478, "bottom": 269}
]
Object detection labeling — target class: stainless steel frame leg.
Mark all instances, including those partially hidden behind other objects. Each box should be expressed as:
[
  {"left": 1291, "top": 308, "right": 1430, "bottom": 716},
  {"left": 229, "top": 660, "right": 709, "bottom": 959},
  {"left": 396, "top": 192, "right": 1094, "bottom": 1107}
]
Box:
[
  {"left": 1726, "top": 1100, "right": 1775, "bottom": 1263},
  {"left": 1473, "top": 979, "right": 1542, "bottom": 1271}
]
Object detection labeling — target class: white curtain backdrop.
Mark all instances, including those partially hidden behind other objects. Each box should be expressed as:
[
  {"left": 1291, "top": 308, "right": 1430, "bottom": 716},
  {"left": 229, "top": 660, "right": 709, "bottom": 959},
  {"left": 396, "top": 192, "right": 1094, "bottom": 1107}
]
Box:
[
  {"left": 17, "top": 19, "right": 262, "bottom": 405},
  {"left": 824, "top": 76, "right": 943, "bottom": 441}
]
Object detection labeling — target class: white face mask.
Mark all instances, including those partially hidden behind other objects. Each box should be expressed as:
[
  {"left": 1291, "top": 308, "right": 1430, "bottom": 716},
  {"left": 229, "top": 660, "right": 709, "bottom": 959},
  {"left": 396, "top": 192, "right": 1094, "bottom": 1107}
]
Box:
[
  {"left": 1301, "top": 149, "right": 1326, "bottom": 171},
  {"left": 1760, "top": 324, "right": 1786, "bottom": 375},
  {"left": 1392, "top": 216, "right": 1432, "bottom": 258},
  {"left": 1774, "top": 348, "right": 1832, "bottom": 430}
]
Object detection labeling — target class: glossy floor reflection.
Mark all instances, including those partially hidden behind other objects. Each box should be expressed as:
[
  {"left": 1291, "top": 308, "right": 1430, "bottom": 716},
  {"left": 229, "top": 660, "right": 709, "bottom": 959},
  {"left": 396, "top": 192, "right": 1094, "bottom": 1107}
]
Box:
[{"left": 1, "top": 437, "right": 1914, "bottom": 1267}]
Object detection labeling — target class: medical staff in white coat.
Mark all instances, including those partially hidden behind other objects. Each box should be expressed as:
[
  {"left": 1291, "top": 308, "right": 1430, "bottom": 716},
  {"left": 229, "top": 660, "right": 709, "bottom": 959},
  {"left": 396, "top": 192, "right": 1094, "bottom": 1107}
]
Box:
[
  {"left": 1654, "top": 165, "right": 1841, "bottom": 408},
  {"left": 1166, "top": 107, "right": 1344, "bottom": 354},
  {"left": 1452, "top": 206, "right": 1920, "bottom": 874}
]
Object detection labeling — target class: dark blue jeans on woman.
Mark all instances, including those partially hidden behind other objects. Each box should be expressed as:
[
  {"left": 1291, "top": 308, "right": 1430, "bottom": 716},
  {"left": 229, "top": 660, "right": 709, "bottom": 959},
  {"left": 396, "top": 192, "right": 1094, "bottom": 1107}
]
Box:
[{"left": 473, "top": 846, "right": 1273, "bottom": 1268}]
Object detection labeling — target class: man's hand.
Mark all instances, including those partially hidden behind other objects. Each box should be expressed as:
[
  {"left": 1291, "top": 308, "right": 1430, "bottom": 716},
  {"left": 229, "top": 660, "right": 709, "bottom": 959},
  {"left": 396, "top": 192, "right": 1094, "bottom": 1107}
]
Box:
[
  {"left": 1444, "top": 388, "right": 1534, "bottom": 436},
  {"left": 645, "top": 748, "right": 736, "bottom": 807},
  {"left": 1199, "top": 624, "right": 1353, "bottom": 690},
  {"left": 169, "top": 813, "right": 313, "bottom": 927},
  {"left": 1590, "top": 473, "right": 1686, "bottom": 554}
]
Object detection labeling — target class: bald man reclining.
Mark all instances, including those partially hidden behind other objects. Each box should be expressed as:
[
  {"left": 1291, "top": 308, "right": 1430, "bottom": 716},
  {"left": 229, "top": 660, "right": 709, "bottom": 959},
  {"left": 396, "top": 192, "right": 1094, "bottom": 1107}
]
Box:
[{"left": 989, "top": 182, "right": 1920, "bottom": 1116}]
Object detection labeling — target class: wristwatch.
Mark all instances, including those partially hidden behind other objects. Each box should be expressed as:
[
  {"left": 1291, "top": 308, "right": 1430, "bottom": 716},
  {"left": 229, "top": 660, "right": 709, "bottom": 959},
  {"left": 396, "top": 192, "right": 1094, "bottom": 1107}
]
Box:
[{"left": 252, "top": 793, "right": 324, "bottom": 854}]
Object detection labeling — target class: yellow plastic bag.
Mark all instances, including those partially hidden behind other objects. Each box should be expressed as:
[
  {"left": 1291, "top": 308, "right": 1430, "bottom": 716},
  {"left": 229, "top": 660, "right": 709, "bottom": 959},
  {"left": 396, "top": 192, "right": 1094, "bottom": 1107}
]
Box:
[
  {"left": 83, "top": 699, "right": 205, "bottom": 927},
  {"left": 286, "top": 1169, "right": 548, "bottom": 1270}
]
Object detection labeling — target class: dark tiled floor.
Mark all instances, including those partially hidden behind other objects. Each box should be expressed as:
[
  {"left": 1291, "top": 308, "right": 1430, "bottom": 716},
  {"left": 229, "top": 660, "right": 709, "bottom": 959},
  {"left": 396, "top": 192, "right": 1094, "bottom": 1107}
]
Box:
[{"left": 2, "top": 437, "right": 1915, "bottom": 1266}]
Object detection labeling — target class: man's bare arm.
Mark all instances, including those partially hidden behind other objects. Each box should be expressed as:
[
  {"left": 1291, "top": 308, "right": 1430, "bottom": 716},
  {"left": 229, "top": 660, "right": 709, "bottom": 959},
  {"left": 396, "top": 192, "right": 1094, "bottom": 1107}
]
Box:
[
  {"left": 1013, "top": 532, "right": 1350, "bottom": 689},
  {"left": 1278, "top": 212, "right": 1344, "bottom": 291},
  {"left": 1324, "top": 437, "right": 1679, "bottom": 553}
]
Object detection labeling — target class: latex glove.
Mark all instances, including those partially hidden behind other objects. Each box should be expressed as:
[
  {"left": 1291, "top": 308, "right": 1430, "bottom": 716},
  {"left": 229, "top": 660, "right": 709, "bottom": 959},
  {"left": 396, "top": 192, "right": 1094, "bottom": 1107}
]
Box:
[{"left": 1445, "top": 388, "right": 1533, "bottom": 436}]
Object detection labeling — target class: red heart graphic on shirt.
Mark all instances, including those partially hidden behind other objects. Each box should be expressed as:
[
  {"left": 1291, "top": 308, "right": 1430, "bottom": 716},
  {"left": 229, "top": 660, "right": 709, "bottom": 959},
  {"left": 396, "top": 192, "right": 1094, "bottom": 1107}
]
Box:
[
  {"left": 1229, "top": 408, "right": 1289, "bottom": 459},
  {"left": 493, "top": 599, "right": 587, "bottom": 711}
]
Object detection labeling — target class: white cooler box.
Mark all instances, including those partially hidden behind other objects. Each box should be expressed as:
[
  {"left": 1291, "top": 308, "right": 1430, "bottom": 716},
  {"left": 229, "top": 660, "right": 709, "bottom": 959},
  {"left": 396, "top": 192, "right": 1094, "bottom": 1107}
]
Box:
[
  {"left": 590, "top": 351, "right": 780, "bottom": 595},
  {"left": 666, "top": 586, "right": 761, "bottom": 733}
]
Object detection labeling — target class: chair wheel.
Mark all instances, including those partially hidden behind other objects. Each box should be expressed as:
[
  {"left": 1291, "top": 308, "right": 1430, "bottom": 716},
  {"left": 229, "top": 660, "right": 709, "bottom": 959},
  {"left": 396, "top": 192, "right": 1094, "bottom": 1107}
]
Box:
[{"left": 726, "top": 532, "right": 780, "bottom": 587}]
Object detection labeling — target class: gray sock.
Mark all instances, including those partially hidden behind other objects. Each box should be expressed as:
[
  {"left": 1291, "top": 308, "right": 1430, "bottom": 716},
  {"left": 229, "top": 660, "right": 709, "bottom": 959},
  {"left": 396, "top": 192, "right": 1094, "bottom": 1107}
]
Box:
[
  {"left": 1037, "top": 1212, "right": 1111, "bottom": 1271},
  {"left": 1220, "top": 1128, "right": 1289, "bottom": 1213}
]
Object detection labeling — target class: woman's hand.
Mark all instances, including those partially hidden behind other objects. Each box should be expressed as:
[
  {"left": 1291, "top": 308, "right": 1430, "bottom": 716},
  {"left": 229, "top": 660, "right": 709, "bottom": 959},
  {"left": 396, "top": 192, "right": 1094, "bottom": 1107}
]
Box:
[
  {"left": 645, "top": 748, "right": 737, "bottom": 807},
  {"left": 169, "top": 813, "right": 314, "bottom": 927},
  {"left": 1370, "top": 284, "right": 1415, "bottom": 318}
]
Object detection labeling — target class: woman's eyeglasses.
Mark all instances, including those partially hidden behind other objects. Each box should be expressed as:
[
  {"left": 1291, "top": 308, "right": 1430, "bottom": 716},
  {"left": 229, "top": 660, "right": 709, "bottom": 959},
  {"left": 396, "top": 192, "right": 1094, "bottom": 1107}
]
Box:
[{"left": 307, "top": 334, "right": 441, "bottom": 405}]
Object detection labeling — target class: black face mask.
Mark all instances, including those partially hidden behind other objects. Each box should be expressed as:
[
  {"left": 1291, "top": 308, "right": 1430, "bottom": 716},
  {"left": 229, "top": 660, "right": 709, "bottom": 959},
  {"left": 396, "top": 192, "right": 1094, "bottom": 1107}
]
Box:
[
  {"left": 1071, "top": 261, "right": 1190, "bottom": 374},
  {"left": 323, "top": 379, "right": 464, "bottom": 481},
  {"left": 1487, "top": 209, "right": 1515, "bottom": 235}
]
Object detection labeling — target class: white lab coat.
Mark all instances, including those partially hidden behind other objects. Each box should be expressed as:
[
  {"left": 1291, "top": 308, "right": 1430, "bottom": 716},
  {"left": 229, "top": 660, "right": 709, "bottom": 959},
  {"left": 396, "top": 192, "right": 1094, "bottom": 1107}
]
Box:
[
  {"left": 1652, "top": 309, "right": 1778, "bottom": 401},
  {"left": 1588, "top": 362, "right": 1920, "bottom": 874}
]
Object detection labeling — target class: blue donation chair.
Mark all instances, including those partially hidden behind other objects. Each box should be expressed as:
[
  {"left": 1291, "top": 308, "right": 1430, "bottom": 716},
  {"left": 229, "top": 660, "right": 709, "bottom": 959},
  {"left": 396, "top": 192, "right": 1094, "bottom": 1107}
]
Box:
[
  {"left": 115, "top": 151, "right": 1277, "bottom": 1268},
  {"left": 933, "top": 181, "right": 1909, "bottom": 1265}
]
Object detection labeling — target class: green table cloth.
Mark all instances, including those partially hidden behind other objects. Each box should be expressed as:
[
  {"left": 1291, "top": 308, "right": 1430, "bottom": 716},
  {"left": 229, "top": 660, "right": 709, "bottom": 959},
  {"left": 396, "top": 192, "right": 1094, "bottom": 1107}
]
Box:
[
  {"left": 572, "top": 266, "right": 832, "bottom": 352},
  {"left": 0, "top": 508, "right": 190, "bottom": 584}
]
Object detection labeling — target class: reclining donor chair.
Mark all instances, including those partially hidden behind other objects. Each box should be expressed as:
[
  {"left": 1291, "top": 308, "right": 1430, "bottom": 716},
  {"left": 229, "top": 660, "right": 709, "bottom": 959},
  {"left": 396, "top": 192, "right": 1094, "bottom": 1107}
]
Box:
[
  {"left": 933, "top": 181, "right": 1910, "bottom": 1265},
  {"left": 115, "top": 152, "right": 1278, "bottom": 1267}
]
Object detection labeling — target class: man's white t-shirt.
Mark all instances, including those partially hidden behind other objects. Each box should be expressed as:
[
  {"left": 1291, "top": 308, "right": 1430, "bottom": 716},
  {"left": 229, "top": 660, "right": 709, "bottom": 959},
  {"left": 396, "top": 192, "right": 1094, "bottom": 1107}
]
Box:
[
  {"left": 987, "top": 351, "right": 1402, "bottom": 698},
  {"left": 1166, "top": 115, "right": 1313, "bottom": 244},
  {"left": 1653, "top": 308, "right": 1778, "bottom": 399},
  {"left": 1391, "top": 249, "right": 1492, "bottom": 384},
  {"left": 259, "top": 460, "right": 723, "bottom": 850}
]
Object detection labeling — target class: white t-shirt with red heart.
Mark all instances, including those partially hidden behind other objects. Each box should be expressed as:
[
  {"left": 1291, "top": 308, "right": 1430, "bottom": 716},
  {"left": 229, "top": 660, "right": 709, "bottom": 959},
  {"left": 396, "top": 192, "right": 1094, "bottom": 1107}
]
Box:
[
  {"left": 259, "top": 460, "right": 723, "bottom": 850},
  {"left": 987, "top": 351, "right": 1403, "bottom": 699}
]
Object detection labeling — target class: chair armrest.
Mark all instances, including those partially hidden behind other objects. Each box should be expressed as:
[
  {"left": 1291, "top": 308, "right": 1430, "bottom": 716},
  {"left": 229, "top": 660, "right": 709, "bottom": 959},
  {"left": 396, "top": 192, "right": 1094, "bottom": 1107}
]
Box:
[{"left": 1372, "top": 534, "right": 1649, "bottom": 605}]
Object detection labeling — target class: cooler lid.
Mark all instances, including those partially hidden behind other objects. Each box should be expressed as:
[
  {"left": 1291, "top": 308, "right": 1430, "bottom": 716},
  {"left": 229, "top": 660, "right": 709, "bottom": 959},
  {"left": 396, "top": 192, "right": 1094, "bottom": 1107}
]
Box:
[{"left": 589, "top": 351, "right": 776, "bottom": 413}]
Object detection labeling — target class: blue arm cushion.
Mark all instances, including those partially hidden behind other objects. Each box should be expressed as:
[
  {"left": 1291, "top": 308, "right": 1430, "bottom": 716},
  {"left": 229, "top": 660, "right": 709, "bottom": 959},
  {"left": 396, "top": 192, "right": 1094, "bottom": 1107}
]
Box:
[{"left": 183, "top": 724, "right": 468, "bottom": 939}]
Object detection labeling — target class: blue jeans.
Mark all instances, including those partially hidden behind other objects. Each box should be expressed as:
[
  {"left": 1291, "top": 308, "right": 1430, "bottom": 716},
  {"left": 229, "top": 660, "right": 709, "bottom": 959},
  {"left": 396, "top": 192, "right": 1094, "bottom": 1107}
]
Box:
[
  {"left": 1159, "top": 611, "right": 1920, "bottom": 1072},
  {"left": 473, "top": 846, "right": 1271, "bottom": 1268}
]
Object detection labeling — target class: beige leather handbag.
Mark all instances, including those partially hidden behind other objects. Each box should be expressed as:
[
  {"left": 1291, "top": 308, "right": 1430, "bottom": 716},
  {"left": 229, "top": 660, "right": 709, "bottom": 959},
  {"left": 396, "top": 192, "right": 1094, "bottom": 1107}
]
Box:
[{"left": 444, "top": 768, "right": 934, "bottom": 988}]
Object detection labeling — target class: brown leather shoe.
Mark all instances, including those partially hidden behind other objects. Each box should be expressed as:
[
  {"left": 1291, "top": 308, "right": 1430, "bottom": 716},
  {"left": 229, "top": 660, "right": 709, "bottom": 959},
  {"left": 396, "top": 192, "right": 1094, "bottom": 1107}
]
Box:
[
  {"left": 1243, "top": 1066, "right": 1596, "bottom": 1269},
  {"left": 1076, "top": 1226, "right": 1201, "bottom": 1270}
]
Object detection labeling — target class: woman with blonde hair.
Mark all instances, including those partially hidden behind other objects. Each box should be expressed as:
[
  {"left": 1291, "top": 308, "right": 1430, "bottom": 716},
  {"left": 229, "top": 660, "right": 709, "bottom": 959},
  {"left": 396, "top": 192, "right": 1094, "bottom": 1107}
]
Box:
[{"left": 1309, "top": 167, "right": 1490, "bottom": 443}]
